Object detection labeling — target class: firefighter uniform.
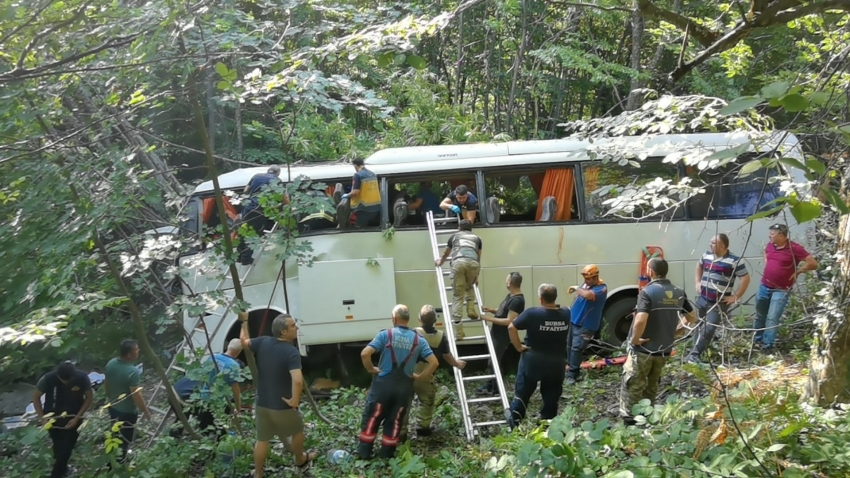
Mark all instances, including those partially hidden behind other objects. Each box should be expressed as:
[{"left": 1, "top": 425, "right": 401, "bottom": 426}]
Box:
[
  {"left": 358, "top": 326, "right": 434, "bottom": 459},
  {"left": 447, "top": 230, "right": 482, "bottom": 340}
]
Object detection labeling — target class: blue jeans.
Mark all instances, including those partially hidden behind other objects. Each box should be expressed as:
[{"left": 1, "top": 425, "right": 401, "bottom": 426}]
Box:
[
  {"left": 753, "top": 284, "right": 790, "bottom": 348},
  {"left": 566, "top": 326, "right": 594, "bottom": 379},
  {"left": 509, "top": 352, "right": 564, "bottom": 423}
]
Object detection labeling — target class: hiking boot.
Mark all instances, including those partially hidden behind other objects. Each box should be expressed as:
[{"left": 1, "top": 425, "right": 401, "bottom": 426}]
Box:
[{"left": 564, "top": 375, "right": 577, "bottom": 386}]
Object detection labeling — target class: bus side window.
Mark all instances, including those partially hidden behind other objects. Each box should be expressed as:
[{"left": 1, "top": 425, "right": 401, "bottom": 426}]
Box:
[
  {"left": 583, "top": 159, "right": 684, "bottom": 222},
  {"left": 685, "top": 155, "right": 781, "bottom": 220},
  {"left": 481, "top": 168, "right": 579, "bottom": 224}
]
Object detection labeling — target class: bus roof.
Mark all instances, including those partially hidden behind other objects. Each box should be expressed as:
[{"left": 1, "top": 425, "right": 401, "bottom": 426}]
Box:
[{"left": 191, "top": 132, "right": 800, "bottom": 195}]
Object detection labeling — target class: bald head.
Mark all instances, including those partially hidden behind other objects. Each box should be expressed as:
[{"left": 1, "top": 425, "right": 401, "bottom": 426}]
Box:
[{"left": 392, "top": 304, "right": 410, "bottom": 324}]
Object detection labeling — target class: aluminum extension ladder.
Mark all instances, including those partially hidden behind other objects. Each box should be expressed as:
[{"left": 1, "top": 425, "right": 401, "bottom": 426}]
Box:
[
  {"left": 425, "top": 211, "right": 511, "bottom": 441},
  {"left": 144, "top": 223, "right": 278, "bottom": 442}
]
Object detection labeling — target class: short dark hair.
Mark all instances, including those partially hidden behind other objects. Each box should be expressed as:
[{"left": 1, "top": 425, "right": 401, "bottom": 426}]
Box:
[
  {"left": 648, "top": 257, "right": 668, "bottom": 278},
  {"left": 57, "top": 361, "right": 75, "bottom": 381},
  {"left": 769, "top": 223, "right": 789, "bottom": 236},
  {"left": 716, "top": 233, "right": 729, "bottom": 248},
  {"left": 119, "top": 339, "right": 138, "bottom": 357},
  {"left": 272, "top": 313, "right": 293, "bottom": 337},
  {"left": 352, "top": 158, "right": 365, "bottom": 167},
  {"left": 538, "top": 283, "right": 557, "bottom": 304},
  {"left": 459, "top": 219, "right": 473, "bottom": 231},
  {"left": 508, "top": 272, "right": 523, "bottom": 288},
  {"left": 454, "top": 184, "right": 469, "bottom": 195}
]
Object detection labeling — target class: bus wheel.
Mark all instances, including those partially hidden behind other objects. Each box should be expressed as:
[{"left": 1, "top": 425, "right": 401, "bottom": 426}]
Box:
[{"left": 600, "top": 297, "right": 637, "bottom": 348}]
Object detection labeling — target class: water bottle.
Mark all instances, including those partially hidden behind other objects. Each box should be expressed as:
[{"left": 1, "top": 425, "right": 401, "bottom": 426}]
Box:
[{"left": 326, "top": 449, "right": 351, "bottom": 464}]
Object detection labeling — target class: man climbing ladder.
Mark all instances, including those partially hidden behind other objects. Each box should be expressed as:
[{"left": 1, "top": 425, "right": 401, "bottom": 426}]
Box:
[{"left": 435, "top": 219, "right": 482, "bottom": 340}]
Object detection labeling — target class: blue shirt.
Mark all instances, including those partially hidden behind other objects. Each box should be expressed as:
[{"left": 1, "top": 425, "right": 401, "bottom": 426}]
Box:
[
  {"left": 418, "top": 189, "right": 441, "bottom": 214},
  {"left": 570, "top": 283, "right": 608, "bottom": 331},
  {"left": 247, "top": 172, "right": 280, "bottom": 196},
  {"left": 177, "top": 354, "right": 242, "bottom": 400},
  {"left": 368, "top": 326, "right": 434, "bottom": 377}
]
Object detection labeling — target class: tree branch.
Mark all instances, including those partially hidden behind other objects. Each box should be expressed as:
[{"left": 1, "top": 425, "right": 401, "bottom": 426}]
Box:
[
  {"left": 637, "top": 0, "right": 720, "bottom": 46},
  {"left": 0, "top": 34, "right": 140, "bottom": 83},
  {"left": 548, "top": 1, "right": 633, "bottom": 13},
  {"left": 668, "top": 22, "right": 753, "bottom": 82},
  {"left": 15, "top": 1, "right": 92, "bottom": 70},
  {"left": 770, "top": 0, "right": 850, "bottom": 24},
  {"left": 0, "top": 0, "right": 53, "bottom": 47}
]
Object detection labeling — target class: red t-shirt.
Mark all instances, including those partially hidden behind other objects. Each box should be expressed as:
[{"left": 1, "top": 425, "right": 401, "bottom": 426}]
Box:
[{"left": 762, "top": 241, "right": 810, "bottom": 290}]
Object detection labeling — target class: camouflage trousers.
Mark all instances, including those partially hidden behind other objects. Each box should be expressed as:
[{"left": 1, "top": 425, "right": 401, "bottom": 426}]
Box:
[
  {"left": 400, "top": 376, "right": 437, "bottom": 434},
  {"left": 619, "top": 349, "right": 668, "bottom": 418},
  {"left": 450, "top": 258, "right": 480, "bottom": 340}
]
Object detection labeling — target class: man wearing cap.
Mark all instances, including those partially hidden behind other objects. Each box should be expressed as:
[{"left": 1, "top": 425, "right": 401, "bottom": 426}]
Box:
[
  {"left": 753, "top": 223, "right": 817, "bottom": 352},
  {"left": 342, "top": 158, "right": 382, "bottom": 228},
  {"left": 565, "top": 265, "right": 608, "bottom": 385},
  {"left": 440, "top": 184, "right": 478, "bottom": 222},
  {"left": 685, "top": 233, "right": 750, "bottom": 363},
  {"left": 32, "top": 361, "right": 93, "bottom": 478}
]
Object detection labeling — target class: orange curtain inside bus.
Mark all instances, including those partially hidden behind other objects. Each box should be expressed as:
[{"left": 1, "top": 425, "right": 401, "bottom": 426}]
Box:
[
  {"left": 201, "top": 198, "right": 239, "bottom": 224},
  {"left": 534, "top": 168, "right": 574, "bottom": 221},
  {"left": 528, "top": 173, "right": 544, "bottom": 196}
]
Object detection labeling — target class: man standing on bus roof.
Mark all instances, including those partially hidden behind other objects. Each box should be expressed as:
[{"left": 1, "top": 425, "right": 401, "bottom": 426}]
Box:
[
  {"left": 358, "top": 305, "right": 438, "bottom": 460},
  {"left": 620, "top": 258, "right": 696, "bottom": 425},
  {"left": 440, "top": 184, "right": 478, "bottom": 222},
  {"left": 753, "top": 223, "right": 817, "bottom": 353},
  {"left": 565, "top": 265, "right": 608, "bottom": 385},
  {"left": 239, "top": 165, "right": 282, "bottom": 265},
  {"left": 685, "top": 234, "right": 750, "bottom": 364},
  {"left": 342, "top": 157, "right": 382, "bottom": 228},
  {"left": 436, "top": 219, "right": 482, "bottom": 340},
  {"left": 478, "top": 272, "right": 525, "bottom": 395},
  {"left": 506, "top": 284, "right": 571, "bottom": 427}
]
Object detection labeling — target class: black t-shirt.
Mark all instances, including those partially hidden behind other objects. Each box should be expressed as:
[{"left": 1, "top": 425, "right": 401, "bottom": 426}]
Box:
[
  {"left": 249, "top": 336, "right": 302, "bottom": 410},
  {"left": 492, "top": 293, "right": 526, "bottom": 339},
  {"left": 36, "top": 370, "right": 92, "bottom": 415},
  {"left": 512, "top": 307, "right": 571, "bottom": 360},
  {"left": 633, "top": 279, "right": 694, "bottom": 356},
  {"left": 447, "top": 191, "right": 479, "bottom": 211}
]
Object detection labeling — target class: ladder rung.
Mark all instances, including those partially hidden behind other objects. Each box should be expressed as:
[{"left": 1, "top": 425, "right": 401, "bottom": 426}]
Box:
[
  {"left": 467, "top": 396, "right": 502, "bottom": 404},
  {"left": 473, "top": 420, "right": 508, "bottom": 427},
  {"left": 171, "top": 365, "right": 186, "bottom": 373},
  {"left": 463, "top": 374, "right": 496, "bottom": 382},
  {"left": 459, "top": 354, "right": 491, "bottom": 361},
  {"left": 433, "top": 217, "right": 458, "bottom": 223},
  {"left": 435, "top": 229, "right": 456, "bottom": 235},
  {"left": 441, "top": 270, "right": 451, "bottom": 275},
  {"left": 150, "top": 406, "right": 169, "bottom": 415},
  {"left": 445, "top": 286, "right": 453, "bottom": 291},
  {"left": 458, "top": 335, "right": 486, "bottom": 341},
  {"left": 437, "top": 243, "right": 448, "bottom": 248}
]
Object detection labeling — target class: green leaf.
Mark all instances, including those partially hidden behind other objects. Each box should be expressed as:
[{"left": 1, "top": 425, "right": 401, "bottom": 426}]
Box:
[
  {"left": 407, "top": 55, "right": 427, "bottom": 70},
  {"left": 766, "top": 443, "right": 787, "bottom": 452},
  {"left": 761, "top": 81, "right": 790, "bottom": 99},
  {"left": 377, "top": 52, "right": 393, "bottom": 68},
  {"left": 706, "top": 143, "right": 751, "bottom": 162},
  {"left": 780, "top": 93, "right": 809, "bottom": 112},
  {"left": 820, "top": 187, "right": 850, "bottom": 214},
  {"left": 719, "top": 96, "right": 762, "bottom": 116},
  {"left": 809, "top": 91, "right": 830, "bottom": 106},
  {"left": 215, "top": 62, "right": 229, "bottom": 78},
  {"left": 747, "top": 204, "right": 785, "bottom": 221},
  {"left": 737, "top": 160, "right": 763, "bottom": 177},
  {"left": 806, "top": 158, "right": 825, "bottom": 175},
  {"left": 790, "top": 200, "right": 821, "bottom": 223},
  {"left": 217, "top": 81, "right": 230, "bottom": 90},
  {"left": 393, "top": 53, "right": 407, "bottom": 66},
  {"left": 778, "top": 157, "right": 807, "bottom": 172}
]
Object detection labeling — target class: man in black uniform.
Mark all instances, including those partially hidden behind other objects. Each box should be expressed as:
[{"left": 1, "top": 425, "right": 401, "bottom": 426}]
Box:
[
  {"left": 32, "top": 361, "right": 94, "bottom": 478},
  {"left": 507, "top": 284, "right": 571, "bottom": 426},
  {"left": 478, "top": 272, "right": 525, "bottom": 395},
  {"left": 620, "top": 258, "right": 696, "bottom": 424}
]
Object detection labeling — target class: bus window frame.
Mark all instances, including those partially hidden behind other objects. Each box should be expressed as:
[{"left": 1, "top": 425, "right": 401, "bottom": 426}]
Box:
[
  {"left": 478, "top": 164, "right": 582, "bottom": 227},
  {"left": 383, "top": 170, "right": 483, "bottom": 229}
]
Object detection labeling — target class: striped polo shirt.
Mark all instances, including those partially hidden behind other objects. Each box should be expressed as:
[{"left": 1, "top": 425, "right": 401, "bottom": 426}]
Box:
[{"left": 699, "top": 251, "right": 749, "bottom": 303}]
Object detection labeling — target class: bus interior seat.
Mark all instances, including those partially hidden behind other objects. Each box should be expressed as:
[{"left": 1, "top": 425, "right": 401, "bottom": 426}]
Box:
[
  {"left": 392, "top": 197, "right": 409, "bottom": 227},
  {"left": 484, "top": 197, "right": 500, "bottom": 224},
  {"left": 540, "top": 196, "right": 558, "bottom": 222},
  {"left": 336, "top": 198, "right": 352, "bottom": 230},
  {"left": 332, "top": 183, "right": 344, "bottom": 206}
]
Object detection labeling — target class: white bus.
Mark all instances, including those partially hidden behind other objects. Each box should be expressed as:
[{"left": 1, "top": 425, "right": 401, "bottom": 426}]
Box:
[{"left": 176, "top": 132, "right": 812, "bottom": 363}]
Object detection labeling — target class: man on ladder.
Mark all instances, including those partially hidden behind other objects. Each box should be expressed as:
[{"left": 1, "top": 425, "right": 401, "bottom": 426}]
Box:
[
  {"left": 435, "top": 219, "right": 482, "bottom": 340},
  {"left": 358, "top": 305, "right": 439, "bottom": 460}
]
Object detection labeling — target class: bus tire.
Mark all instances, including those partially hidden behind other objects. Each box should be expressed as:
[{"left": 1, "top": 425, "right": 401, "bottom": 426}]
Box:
[{"left": 600, "top": 296, "right": 637, "bottom": 348}]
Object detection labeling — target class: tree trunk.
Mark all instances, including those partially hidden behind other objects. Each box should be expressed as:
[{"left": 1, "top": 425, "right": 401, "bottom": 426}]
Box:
[
  {"left": 206, "top": 70, "right": 216, "bottom": 155},
  {"left": 506, "top": 0, "right": 528, "bottom": 137},
  {"left": 806, "top": 201, "right": 850, "bottom": 405},
  {"left": 626, "top": 0, "right": 645, "bottom": 111}
]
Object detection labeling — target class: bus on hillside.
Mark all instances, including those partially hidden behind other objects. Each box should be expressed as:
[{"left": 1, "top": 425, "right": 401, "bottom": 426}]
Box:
[{"left": 176, "top": 132, "right": 813, "bottom": 364}]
